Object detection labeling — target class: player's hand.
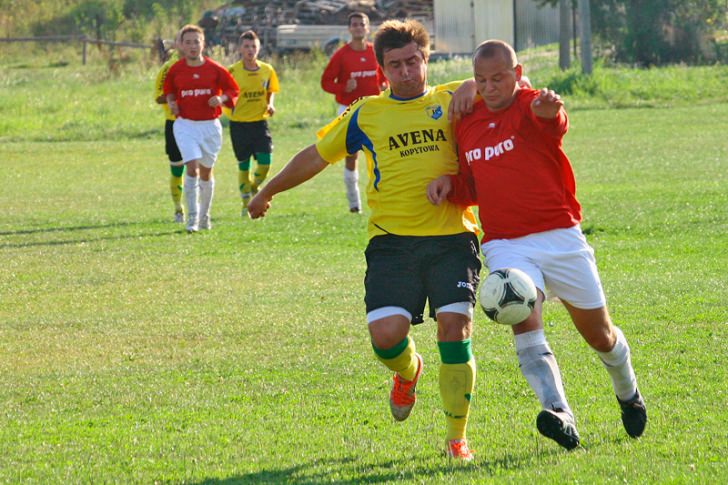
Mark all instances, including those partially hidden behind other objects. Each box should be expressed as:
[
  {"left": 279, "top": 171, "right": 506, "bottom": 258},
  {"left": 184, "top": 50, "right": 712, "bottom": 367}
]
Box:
[
  {"left": 518, "top": 75, "right": 532, "bottom": 88},
  {"left": 266, "top": 104, "right": 276, "bottom": 116},
  {"left": 344, "top": 78, "right": 357, "bottom": 93},
  {"left": 426, "top": 175, "right": 452, "bottom": 205},
  {"left": 531, "top": 88, "right": 563, "bottom": 119},
  {"left": 448, "top": 79, "right": 477, "bottom": 120},
  {"left": 208, "top": 95, "right": 224, "bottom": 107},
  {"left": 168, "top": 101, "right": 180, "bottom": 116},
  {"left": 247, "top": 192, "right": 271, "bottom": 219}
]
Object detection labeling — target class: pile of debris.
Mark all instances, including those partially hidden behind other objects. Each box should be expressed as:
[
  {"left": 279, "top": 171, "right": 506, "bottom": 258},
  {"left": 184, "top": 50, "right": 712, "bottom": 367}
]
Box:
[
  {"left": 197, "top": 0, "right": 434, "bottom": 53},
  {"left": 199, "top": 0, "right": 433, "bottom": 30}
]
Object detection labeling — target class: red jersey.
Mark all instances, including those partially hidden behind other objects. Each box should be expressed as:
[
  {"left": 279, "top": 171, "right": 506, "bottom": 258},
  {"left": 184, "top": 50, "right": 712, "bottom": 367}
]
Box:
[
  {"left": 163, "top": 57, "right": 239, "bottom": 120},
  {"left": 321, "top": 42, "right": 387, "bottom": 106},
  {"left": 450, "top": 89, "right": 581, "bottom": 242}
]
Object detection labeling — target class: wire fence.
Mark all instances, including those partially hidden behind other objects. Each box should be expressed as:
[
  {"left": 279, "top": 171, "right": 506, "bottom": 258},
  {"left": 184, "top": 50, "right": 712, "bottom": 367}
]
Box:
[{"left": 0, "top": 35, "right": 166, "bottom": 64}]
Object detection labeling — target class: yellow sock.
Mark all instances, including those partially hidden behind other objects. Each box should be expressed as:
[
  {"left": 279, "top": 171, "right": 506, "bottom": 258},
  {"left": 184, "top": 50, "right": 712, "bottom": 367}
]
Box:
[
  {"left": 438, "top": 340, "right": 476, "bottom": 441},
  {"left": 170, "top": 174, "right": 183, "bottom": 212},
  {"left": 238, "top": 170, "right": 252, "bottom": 198},
  {"left": 252, "top": 164, "right": 271, "bottom": 191},
  {"left": 373, "top": 336, "right": 418, "bottom": 381}
]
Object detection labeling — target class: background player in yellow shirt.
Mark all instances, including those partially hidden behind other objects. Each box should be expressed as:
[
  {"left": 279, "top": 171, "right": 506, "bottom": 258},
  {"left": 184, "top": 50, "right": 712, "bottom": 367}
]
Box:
[
  {"left": 248, "top": 20, "right": 480, "bottom": 461},
  {"left": 153, "top": 38, "right": 184, "bottom": 222},
  {"left": 227, "top": 30, "right": 280, "bottom": 215}
]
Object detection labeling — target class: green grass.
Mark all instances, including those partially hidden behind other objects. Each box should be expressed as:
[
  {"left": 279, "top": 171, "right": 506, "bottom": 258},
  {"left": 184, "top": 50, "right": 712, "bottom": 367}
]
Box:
[{"left": 1, "top": 50, "right": 727, "bottom": 483}]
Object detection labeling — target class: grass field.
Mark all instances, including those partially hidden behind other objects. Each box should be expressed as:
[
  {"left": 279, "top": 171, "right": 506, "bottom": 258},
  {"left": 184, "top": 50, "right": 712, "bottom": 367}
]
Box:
[{"left": 1, "top": 51, "right": 727, "bottom": 483}]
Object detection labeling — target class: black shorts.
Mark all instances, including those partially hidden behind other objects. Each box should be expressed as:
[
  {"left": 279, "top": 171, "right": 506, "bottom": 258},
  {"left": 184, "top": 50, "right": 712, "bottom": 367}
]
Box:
[
  {"left": 364, "top": 232, "right": 481, "bottom": 324},
  {"left": 165, "top": 119, "right": 182, "bottom": 163},
  {"left": 230, "top": 120, "right": 273, "bottom": 161}
]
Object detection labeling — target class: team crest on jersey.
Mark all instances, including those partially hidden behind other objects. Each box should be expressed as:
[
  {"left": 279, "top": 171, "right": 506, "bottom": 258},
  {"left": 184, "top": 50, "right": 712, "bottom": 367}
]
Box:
[
  {"left": 425, "top": 104, "right": 443, "bottom": 120},
  {"left": 193, "top": 73, "right": 200, "bottom": 79}
]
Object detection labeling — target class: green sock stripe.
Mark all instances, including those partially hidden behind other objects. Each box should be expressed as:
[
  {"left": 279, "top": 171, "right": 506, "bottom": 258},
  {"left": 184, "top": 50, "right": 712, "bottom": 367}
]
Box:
[
  {"left": 373, "top": 337, "right": 409, "bottom": 360},
  {"left": 170, "top": 165, "right": 185, "bottom": 177},
  {"left": 238, "top": 160, "right": 251, "bottom": 171},
  {"left": 438, "top": 339, "right": 472, "bottom": 364},
  {"left": 254, "top": 152, "right": 272, "bottom": 165}
]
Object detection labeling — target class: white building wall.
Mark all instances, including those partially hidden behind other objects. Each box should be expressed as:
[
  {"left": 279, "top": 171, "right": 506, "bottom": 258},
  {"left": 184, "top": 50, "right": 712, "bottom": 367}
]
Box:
[{"left": 434, "top": 0, "right": 514, "bottom": 54}]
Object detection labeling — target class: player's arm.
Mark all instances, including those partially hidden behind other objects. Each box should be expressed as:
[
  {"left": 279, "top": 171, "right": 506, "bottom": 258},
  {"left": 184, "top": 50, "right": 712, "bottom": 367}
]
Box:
[
  {"left": 530, "top": 88, "right": 568, "bottom": 138},
  {"left": 320, "top": 53, "right": 343, "bottom": 95},
  {"left": 427, "top": 167, "right": 477, "bottom": 207},
  {"left": 447, "top": 79, "right": 477, "bottom": 120},
  {"left": 248, "top": 144, "right": 328, "bottom": 219},
  {"left": 266, "top": 92, "right": 276, "bottom": 116},
  {"left": 210, "top": 67, "right": 240, "bottom": 108},
  {"left": 162, "top": 67, "right": 180, "bottom": 115},
  {"left": 154, "top": 66, "right": 168, "bottom": 104}
]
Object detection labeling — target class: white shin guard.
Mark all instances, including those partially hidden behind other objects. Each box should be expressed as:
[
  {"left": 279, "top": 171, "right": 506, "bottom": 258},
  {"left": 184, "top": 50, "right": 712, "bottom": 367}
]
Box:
[
  {"left": 597, "top": 326, "right": 637, "bottom": 401},
  {"left": 516, "top": 330, "right": 572, "bottom": 415},
  {"left": 199, "top": 177, "right": 215, "bottom": 222},
  {"left": 184, "top": 174, "right": 199, "bottom": 224},
  {"left": 343, "top": 168, "right": 360, "bottom": 210}
]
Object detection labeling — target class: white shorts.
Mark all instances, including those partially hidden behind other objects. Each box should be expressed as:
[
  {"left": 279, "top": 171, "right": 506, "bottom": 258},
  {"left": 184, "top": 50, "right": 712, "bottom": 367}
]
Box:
[
  {"left": 481, "top": 225, "right": 606, "bottom": 309},
  {"left": 173, "top": 118, "right": 223, "bottom": 168}
]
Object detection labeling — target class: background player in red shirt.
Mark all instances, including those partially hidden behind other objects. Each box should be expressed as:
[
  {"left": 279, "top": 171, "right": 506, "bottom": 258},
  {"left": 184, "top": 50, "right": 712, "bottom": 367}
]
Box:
[
  {"left": 321, "top": 12, "right": 388, "bottom": 213},
  {"left": 427, "top": 40, "right": 647, "bottom": 449},
  {"left": 164, "top": 24, "right": 239, "bottom": 233}
]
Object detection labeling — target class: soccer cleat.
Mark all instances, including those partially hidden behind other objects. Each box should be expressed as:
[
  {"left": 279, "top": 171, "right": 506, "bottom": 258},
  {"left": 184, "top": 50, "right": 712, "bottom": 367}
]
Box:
[
  {"left": 618, "top": 389, "right": 647, "bottom": 438},
  {"left": 185, "top": 218, "right": 199, "bottom": 233},
  {"left": 446, "top": 439, "right": 474, "bottom": 461},
  {"left": 536, "top": 408, "right": 580, "bottom": 450},
  {"left": 389, "top": 353, "right": 423, "bottom": 421},
  {"left": 199, "top": 217, "right": 212, "bottom": 230},
  {"left": 174, "top": 210, "right": 184, "bottom": 223},
  {"left": 349, "top": 207, "right": 361, "bottom": 213}
]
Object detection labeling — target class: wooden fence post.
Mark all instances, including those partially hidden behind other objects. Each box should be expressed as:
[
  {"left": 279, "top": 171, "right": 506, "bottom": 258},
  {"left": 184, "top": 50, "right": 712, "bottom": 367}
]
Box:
[{"left": 81, "top": 35, "right": 88, "bottom": 65}]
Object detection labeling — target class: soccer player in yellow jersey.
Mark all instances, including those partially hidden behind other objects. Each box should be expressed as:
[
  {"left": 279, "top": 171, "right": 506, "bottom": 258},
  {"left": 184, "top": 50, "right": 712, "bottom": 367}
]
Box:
[
  {"left": 154, "top": 41, "right": 185, "bottom": 222},
  {"left": 227, "top": 30, "right": 280, "bottom": 214},
  {"left": 249, "top": 20, "right": 480, "bottom": 461}
]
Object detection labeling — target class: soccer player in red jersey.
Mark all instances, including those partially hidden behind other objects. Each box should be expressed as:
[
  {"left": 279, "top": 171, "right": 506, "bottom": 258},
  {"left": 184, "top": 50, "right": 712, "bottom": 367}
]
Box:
[
  {"left": 321, "top": 12, "right": 388, "bottom": 213},
  {"left": 427, "top": 40, "right": 647, "bottom": 449},
  {"left": 164, "top": 24, "right": 239, "bottom": 232}
]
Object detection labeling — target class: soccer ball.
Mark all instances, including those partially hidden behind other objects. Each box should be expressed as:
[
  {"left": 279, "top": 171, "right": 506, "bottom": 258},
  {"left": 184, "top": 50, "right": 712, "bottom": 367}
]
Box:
[{"left": 479, "top": 268, "right": 538, "bottom": 325}]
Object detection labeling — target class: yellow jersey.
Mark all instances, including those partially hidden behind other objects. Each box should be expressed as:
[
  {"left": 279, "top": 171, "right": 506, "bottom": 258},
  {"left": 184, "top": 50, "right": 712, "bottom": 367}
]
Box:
[
  {"left": 227, "top": 60, "right": 280, "bottom": 122},
  {"left": 154, "top": 52, "right": 179, "bottom": 121},
  {"left": 316, "top": 83, "right": 478, "bottom": 239}
]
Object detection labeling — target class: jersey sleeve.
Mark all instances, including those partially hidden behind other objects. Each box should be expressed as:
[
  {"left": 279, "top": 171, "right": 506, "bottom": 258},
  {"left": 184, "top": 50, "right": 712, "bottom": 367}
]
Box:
[
  {"left": 521, "top": 89, "right": 568, "bottom": 139},
  {"left": 376, "top": 64, "right": 388, "bottom": 89},
  {"left": 315, "top": 97, "right": 367, "bottom": 163},
  {"left": 320, "top": 51, "right": 343, "bottom": 96},
  {"left": 445, "top": 119, "right": 477, "bottom": 206},
  {"left": 268, "top": 66, "right": 280, "bottom": 93},
  {"left": 162, "top": 62, "right": 177, "bottom": 96},
  {"left": 219, "top": 65, "right": 240, "bottom": 108}
]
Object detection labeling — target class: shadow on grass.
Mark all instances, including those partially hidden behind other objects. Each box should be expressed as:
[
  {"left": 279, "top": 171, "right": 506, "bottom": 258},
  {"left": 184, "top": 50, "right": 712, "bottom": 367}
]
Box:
[
  {"left": 0, "top": 221, "right": 184, "bottom": 249},
  {"left": 192, "top": 450, "right": 556, "bottom": 484}
]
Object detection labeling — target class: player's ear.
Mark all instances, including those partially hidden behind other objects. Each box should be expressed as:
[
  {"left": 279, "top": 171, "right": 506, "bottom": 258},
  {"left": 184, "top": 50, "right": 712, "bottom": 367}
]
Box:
[{"left": 515, "top": 64, "right": 523, "bottom": 81}]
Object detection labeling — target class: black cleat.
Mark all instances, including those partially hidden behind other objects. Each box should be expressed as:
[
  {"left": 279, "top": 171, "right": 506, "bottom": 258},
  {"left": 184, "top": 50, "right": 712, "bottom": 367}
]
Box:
[
  {"left": 618, "top": 389, "right": 647, "bottom": 438},
  {"left": 537, "top": 409, "right": 580, "bottom": 450}
]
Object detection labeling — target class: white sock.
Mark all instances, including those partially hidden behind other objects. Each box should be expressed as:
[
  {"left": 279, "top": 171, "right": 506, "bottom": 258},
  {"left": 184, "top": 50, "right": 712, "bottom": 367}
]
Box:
[
  {"left": 343, "top": 167, "right": 360, "bottom": 210},
  {"left": 516, "top": 329, "right": 572, "bottom": 416},
  {"left": 184, "top": 174, "right": 199, "bottom": 224},
  {"left": 199, "top": 177, "right": 215, "bottom": 222},
  {"left": 597, "top": 326, "right": 637, "bottom": 401}
]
